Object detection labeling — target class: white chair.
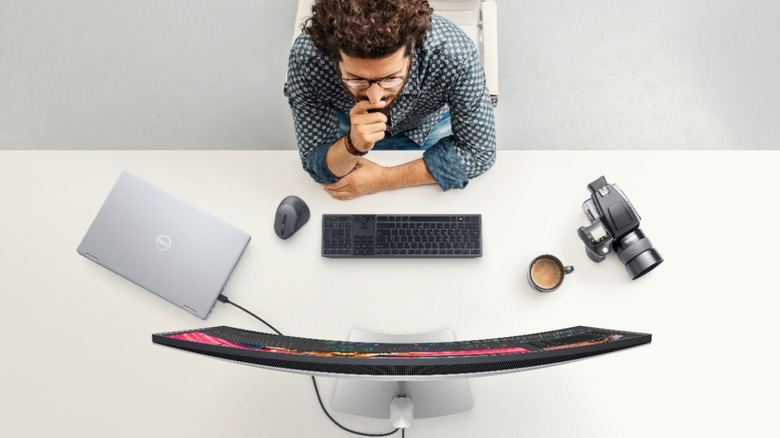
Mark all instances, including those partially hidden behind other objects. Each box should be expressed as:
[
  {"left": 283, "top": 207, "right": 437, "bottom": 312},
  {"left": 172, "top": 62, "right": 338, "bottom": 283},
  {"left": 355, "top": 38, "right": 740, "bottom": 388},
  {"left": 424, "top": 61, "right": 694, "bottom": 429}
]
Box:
[{"left": 287, "top": 0, "right": 499, "bottom": 106}]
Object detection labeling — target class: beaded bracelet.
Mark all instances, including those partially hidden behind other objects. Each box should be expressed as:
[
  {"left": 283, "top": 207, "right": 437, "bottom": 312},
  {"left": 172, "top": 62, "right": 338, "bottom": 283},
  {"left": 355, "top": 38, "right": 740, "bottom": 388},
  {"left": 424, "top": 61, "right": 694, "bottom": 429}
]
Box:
[{"left": 344, "top": 129, "right": 368, "bottom": 156}]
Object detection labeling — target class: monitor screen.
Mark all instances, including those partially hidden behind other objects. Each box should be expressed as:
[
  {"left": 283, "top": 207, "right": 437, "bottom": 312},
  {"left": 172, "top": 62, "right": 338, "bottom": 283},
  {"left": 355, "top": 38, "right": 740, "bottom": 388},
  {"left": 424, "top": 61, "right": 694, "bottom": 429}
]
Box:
[{"left": 153, "top": 325, "right": 651, "bottom": 378}]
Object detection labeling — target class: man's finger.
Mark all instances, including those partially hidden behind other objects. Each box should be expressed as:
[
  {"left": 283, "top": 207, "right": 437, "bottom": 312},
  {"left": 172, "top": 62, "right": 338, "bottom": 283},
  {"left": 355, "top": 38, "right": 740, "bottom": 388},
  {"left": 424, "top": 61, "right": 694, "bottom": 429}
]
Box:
[
  {"left": 351, "top": 112, "right": 387, "bottom": 126},
  {"left": 323, "top": 185, "right": 354, "bottom": 200},
  {"left": 355, "top": 121, "right": 387, "bottom": 134},
  {"left": 324, "top": 179, "right": 347, "bottom": 191},
  {"left": 355, "top": 128, "right": 385, "bottom": 144},
  {"left": 353, "top": 99, "right": 387, "bottom": 114}
]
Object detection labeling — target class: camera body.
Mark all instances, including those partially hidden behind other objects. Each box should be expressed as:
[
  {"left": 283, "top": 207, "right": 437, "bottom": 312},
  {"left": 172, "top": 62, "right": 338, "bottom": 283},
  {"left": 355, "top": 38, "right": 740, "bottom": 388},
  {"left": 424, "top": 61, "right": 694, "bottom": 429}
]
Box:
[{"left": 577, "top": 176, "right": 663, "bottom": 280}]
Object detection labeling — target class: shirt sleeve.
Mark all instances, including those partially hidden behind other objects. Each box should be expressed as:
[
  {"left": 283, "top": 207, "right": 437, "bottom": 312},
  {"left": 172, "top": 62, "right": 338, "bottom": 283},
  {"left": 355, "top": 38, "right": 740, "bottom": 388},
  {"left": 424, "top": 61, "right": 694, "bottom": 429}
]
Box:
[
  {"left": 286, "top": 38, "right": 341, "bottom": 184},
  {"left": 422, "top": 43, "right": 497, "bottom": 191}
]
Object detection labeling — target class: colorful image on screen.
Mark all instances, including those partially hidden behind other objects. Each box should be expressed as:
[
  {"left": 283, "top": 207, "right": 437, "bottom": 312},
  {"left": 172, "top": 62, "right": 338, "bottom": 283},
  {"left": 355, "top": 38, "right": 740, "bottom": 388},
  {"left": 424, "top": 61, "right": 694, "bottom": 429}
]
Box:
[
  {"left": 167, "top": 330, "right": 625, "bottom": 358},
  {"left": 168, "top": 332, "right": 532, "bottom": 357}
]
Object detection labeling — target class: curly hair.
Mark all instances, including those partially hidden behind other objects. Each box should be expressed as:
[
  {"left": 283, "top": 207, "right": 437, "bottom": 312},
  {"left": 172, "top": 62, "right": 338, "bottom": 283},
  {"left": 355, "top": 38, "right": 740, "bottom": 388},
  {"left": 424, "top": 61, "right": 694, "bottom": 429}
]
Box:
[{"left": 303, "top": 0, "right": 433, "bottom": 60}]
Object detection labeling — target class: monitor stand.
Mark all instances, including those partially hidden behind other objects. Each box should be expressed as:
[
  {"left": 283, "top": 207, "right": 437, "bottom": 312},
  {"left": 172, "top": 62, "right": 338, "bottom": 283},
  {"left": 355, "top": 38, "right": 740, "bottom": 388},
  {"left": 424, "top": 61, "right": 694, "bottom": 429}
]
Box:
[{"left": 331, "top": 329, "right": 473, "bottom": 420}]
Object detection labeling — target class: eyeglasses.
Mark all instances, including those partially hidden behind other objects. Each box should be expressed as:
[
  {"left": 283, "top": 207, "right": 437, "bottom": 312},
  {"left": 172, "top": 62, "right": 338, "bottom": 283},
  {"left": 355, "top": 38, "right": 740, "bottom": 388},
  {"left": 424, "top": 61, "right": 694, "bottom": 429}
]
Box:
[
  {"left": 339, "top": 57, "right": 411, "bottom": 90},
  {"left": 340, "top": 75, "right": 407, "bottom": 90}
]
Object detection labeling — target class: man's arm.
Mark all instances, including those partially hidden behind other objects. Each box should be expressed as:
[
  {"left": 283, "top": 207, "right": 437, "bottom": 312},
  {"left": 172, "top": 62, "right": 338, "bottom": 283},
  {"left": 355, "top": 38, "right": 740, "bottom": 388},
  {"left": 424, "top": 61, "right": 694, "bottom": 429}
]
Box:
[
  {"left": 323, "top": 157, "right": 435, "bottom": 200},
  {"left": 287, "top": 36, "right": 350, "bottom": 185},
  {"left": 323, "top": 98, "right": 441, "bottom": 200},
  {"left": 421, "top": 60, "right": 496, "bottom": 191},
  {"left": 326, "top": 100, "right": 388, "bottom": 177},
  {"left": 417, "top": 18, "right": 497, "bottom": 191}
]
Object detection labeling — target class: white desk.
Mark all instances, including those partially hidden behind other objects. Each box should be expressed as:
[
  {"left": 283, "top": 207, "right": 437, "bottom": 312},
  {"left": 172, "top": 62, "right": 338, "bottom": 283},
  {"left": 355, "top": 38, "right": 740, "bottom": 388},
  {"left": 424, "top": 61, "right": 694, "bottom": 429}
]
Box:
[{"left": 1, "top": 151, "right": 778, "bottom": 437}]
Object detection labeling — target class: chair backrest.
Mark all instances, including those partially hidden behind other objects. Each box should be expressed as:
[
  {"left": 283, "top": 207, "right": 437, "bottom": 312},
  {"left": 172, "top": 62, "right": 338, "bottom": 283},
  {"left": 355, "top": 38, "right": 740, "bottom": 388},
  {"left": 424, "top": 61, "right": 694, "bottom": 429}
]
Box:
[
  {"left": 292, "top": 0, "right": 481, "bottom": 51},
  {"left": 291, "top": 0, "right": 313, "bottom": 45}
]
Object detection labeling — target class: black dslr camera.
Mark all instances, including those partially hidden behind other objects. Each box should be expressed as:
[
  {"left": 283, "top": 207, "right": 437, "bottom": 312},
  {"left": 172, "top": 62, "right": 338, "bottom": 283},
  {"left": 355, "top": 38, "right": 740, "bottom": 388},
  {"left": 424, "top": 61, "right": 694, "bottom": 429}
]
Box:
[{"left": 577, "top": 176, "right": 663, "bottom": 280}]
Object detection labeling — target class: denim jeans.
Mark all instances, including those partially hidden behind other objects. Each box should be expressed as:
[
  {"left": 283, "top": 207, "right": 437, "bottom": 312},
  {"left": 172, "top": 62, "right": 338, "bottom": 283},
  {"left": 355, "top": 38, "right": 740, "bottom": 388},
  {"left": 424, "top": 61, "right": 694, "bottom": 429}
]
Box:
[{"left": 336, "top": 111, "right": 452, "bottom": 150}]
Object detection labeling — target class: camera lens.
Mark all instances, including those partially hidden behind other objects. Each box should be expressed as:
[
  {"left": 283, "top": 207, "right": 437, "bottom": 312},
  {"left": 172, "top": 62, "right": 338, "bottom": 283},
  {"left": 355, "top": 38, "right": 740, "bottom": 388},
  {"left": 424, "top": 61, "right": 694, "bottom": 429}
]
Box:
[{"left": 613, "top": 229, "right": 663, "bottom": 280}]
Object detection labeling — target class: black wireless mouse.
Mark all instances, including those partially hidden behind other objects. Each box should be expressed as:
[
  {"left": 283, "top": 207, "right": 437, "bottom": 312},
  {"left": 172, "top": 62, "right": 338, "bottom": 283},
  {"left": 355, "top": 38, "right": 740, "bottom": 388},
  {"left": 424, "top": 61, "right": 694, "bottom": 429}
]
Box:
[{"left": 274, "top": 195, "right": 310, "bottom": 239}]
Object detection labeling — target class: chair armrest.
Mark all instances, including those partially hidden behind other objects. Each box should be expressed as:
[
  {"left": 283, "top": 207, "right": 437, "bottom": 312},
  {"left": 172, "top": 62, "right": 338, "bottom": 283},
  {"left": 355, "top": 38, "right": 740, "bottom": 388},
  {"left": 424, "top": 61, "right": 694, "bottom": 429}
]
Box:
[
  {"left": 292, "top": 0, "right": 315, "bottom": 45},
  {"left": 481, "top": 1, "right": 499, "bottom": 106}
]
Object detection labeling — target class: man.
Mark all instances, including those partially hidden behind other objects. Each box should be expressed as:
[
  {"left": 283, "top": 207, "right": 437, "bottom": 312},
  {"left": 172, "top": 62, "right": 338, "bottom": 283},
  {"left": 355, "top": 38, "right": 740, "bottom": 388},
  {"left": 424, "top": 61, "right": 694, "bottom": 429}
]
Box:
[{"left": 287, "top": 0, "right": 496, "bottom": 200}]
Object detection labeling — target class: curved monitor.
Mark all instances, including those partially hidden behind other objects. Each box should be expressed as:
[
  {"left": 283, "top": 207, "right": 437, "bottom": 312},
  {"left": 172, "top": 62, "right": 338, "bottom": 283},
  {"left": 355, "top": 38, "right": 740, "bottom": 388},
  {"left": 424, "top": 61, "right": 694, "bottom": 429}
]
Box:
[{"left": 152, "top": 325, "right": 651, "bottom": 379}]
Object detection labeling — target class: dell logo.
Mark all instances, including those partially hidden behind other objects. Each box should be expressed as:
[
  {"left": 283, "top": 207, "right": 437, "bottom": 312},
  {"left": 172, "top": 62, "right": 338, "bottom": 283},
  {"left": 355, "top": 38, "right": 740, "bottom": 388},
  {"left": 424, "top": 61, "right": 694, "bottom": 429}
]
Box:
[{"left": 156, "top": 235, "right": 172, "bottom": 251}]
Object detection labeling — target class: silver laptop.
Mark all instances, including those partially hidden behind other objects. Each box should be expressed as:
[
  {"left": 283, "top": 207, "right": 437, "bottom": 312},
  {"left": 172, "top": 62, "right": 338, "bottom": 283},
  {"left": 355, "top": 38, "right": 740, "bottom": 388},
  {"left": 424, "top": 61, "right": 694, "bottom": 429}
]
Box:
[{"left": 77, "top": 171, "right": 251, "bottom": 319}]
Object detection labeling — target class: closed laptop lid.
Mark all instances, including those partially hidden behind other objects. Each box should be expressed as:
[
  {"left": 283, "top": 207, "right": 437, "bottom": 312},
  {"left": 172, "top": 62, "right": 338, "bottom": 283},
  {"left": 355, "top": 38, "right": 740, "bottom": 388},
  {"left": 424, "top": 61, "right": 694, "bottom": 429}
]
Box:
[{"left": 77, "top": 171, "right": 251, "bottom": 319}]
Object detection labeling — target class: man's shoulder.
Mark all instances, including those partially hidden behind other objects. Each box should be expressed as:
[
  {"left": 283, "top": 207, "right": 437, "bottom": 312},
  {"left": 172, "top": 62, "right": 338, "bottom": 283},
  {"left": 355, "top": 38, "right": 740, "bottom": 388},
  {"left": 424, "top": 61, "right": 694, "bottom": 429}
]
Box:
[
  {"left": 424, "top": 14, "right": 478, "bottom": 60},
  {"left": 290, "top": 33, "right": 332, "bottom": 68},
  {"left": 291, "top": 33, "right": 318, "bottom": 57},
  {"left": 288, "top": 33, "right": 337, "bottom": 93}
]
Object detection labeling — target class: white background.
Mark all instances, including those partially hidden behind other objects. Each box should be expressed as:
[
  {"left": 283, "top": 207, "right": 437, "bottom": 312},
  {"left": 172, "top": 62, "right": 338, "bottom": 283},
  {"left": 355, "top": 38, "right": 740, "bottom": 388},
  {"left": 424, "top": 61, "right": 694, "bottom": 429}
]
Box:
[
  {"left": 1, "top": 150, "right": 778, "bottom": 437},
  {"left": 3, "top": 0, "right": 779, "bottom": 436}
]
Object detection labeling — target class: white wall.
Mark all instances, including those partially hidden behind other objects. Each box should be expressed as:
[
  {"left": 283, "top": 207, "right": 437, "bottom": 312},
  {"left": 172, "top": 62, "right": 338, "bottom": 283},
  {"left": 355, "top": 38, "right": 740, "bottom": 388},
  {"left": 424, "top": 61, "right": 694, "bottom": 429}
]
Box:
[
  {"left": 501, "top": 0, "right": 780, "bottom": 149},
  {"left": 1, "top": 0, "right": 298, "bottom": 150},
  {"left": 2, "top": 0, "right": 779, "bottom": 150}
]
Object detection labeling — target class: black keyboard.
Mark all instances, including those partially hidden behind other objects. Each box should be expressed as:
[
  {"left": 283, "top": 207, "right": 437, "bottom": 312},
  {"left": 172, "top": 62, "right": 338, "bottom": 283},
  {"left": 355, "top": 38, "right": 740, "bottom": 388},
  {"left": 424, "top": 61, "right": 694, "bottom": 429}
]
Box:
[{"left": 322, "top": 214, "right": 482, "bottom": 258}]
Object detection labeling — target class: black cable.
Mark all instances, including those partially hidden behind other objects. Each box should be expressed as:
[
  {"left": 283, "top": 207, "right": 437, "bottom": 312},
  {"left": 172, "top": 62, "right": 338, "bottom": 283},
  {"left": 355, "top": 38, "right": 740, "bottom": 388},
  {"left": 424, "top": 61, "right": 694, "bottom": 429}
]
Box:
[
  {"left": 312, "top": 376, "right": 399, "bottom": 437},
  {"left": 217, "top": 294, "right": 282, "bottom": 335},
  {"left": 218, "top": 294, "right": 399, "bottom": 437}
]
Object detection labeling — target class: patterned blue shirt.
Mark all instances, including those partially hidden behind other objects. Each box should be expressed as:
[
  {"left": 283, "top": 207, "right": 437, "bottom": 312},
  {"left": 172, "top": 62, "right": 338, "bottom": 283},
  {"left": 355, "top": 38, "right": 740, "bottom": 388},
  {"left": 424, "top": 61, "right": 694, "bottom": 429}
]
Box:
[{"left": 286, "top": 15, "right": 496, "bottom": 191}]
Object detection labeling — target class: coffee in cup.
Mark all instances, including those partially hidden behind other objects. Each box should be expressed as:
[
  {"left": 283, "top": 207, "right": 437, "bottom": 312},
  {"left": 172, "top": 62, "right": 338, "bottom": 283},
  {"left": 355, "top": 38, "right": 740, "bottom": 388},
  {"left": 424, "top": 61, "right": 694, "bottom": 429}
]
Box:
[{"left": 527, "top": 254, "right": 574, "bottom": 293}]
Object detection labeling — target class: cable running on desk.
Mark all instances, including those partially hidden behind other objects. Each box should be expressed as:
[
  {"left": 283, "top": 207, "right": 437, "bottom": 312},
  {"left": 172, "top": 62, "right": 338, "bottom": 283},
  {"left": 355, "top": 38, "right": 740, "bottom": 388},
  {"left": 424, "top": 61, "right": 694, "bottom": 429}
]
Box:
[{"left": 218, "top": 294, "right": 400, "bottom": 437}]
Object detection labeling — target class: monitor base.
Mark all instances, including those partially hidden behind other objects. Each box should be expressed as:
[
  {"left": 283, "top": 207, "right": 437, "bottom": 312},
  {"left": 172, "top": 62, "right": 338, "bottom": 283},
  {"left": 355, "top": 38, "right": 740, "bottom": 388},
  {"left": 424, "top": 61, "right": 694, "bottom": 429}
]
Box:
[{"left": 331, "top": 328, "right": 473, "bottom": 419}]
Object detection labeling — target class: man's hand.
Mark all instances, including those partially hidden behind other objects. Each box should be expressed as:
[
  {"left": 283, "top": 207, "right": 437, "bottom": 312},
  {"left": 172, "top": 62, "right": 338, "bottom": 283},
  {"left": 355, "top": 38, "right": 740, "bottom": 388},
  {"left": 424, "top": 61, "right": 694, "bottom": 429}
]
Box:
[
  {"left": 323, "top": 157, "right": 437, "bottom": 200},
  {"left": 323, "top": 158, "right": 391, "bottom": 200},
  {"left": 349, "top": 100, "right": 387, "bottom": 152}
]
